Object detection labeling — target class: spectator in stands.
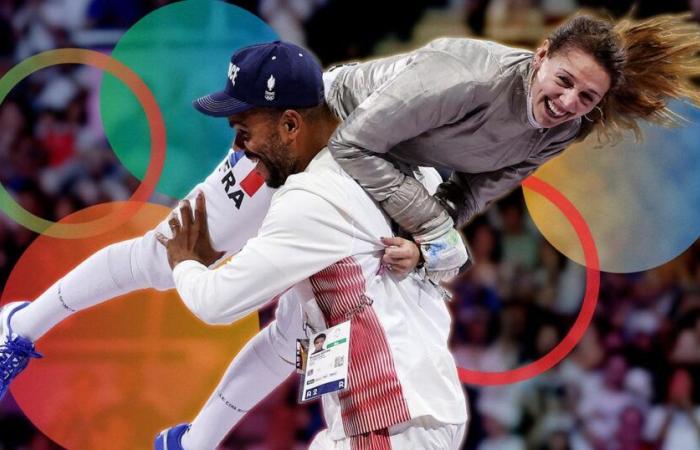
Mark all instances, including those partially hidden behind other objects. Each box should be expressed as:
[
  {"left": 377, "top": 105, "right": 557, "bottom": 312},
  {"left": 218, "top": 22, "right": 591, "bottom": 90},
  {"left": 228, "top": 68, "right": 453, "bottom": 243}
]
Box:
[{"left": 645, "top": 368, "right": 700, "bottom": 450}]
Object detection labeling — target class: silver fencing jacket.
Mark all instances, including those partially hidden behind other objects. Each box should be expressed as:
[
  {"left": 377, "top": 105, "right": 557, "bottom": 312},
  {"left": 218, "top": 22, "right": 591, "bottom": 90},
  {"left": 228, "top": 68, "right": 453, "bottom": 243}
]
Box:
[{"left": 326, "top": 38, "right": 581, "bottom": 238}]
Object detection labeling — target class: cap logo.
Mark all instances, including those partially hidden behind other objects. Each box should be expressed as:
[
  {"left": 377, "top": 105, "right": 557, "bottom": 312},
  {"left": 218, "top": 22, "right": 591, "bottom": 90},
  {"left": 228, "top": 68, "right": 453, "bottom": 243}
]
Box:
[
  {"left": 265, "top": 75, "right": 276, "bottom": 101},
  {"left": 228, "top": 63, "right": 240, "bottom": 86}
]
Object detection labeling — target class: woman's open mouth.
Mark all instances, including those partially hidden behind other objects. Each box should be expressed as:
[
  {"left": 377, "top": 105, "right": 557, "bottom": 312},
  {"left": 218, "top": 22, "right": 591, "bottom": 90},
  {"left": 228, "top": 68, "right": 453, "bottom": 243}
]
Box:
[{"left": 544, "top": 97, "right": 568, "bottom": 120}]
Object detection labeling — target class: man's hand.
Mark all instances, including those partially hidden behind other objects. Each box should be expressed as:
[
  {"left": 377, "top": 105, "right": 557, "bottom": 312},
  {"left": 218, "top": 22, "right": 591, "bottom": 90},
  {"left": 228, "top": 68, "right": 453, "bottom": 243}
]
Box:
[
  {"left": 381, "top": 236, "right": 421, "bottom": 276},
  {"left": 156, "top": 192, "right": 224, "bottom": 269}
]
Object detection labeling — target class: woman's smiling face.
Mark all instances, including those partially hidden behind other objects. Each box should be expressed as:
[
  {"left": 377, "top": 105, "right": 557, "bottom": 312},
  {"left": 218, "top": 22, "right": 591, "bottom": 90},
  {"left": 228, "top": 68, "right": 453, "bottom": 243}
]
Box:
[{"left": 530, "top": 42, "right": 611, "bottom": 128}]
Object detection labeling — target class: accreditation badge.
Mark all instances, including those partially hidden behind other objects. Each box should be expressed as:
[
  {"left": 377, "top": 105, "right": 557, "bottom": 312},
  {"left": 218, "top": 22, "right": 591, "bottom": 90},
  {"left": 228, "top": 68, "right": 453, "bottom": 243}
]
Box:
[{"left": 299, "top": 321, "right": 351, "bottom": 402}]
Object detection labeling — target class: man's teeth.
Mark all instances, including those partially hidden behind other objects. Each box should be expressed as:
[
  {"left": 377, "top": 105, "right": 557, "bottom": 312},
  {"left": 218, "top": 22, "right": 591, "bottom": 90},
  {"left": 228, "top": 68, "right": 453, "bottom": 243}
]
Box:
[{"left": 546, "top": 98, "right": 566, "bottom": 118}]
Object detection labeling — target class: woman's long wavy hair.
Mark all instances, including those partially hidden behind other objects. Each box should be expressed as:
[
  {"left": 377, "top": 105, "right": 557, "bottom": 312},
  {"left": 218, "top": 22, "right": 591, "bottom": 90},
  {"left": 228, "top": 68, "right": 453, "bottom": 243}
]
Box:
[{"left": 547, "top": 13, "right": 700, "bottom": 143}]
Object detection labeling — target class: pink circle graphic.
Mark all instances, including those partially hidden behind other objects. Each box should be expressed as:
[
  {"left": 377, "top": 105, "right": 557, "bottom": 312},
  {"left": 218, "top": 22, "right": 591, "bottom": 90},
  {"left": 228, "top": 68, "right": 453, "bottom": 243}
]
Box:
[{"left": 458, "top": 176, "right": 601, "bottom": 385}]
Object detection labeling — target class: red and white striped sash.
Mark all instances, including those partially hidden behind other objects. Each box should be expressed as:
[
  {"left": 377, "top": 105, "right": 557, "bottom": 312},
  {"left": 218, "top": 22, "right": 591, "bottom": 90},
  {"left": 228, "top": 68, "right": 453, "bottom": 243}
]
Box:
[
  {"left": 350, "top": 428, "right": 392, "bottom": 450},
  {"left": 309, "top": 257, "right": 411, "bottom": 437}
]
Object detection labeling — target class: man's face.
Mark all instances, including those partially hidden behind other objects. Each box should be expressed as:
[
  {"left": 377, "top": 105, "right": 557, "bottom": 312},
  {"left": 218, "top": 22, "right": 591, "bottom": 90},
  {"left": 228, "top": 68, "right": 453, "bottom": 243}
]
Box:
[
  {"left": 530, "top": 43, "right": 611, "bottom": 128},
  {"left": 228, "top": 110, "right": 297, "bottom": 188}
]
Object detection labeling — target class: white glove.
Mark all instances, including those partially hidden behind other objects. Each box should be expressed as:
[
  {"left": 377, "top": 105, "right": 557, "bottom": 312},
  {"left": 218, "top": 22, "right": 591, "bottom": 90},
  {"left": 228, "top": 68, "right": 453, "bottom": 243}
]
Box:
[{"left": 416, "top": 227, "right": 470, "bottom": 284}]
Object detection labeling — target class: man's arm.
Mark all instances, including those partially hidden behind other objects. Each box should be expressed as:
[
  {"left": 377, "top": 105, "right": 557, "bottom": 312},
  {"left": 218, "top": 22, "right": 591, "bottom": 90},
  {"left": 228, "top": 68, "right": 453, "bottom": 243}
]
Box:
[{"left": 158, "top": 189, "right": 353, "bottom": 325}]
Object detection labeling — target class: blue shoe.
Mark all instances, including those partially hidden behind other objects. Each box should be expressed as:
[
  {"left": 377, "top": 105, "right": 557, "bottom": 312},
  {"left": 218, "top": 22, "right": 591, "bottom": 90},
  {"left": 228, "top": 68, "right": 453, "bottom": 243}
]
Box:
[
  {"left": 154, "top": 423, "right": 190, "bottom": 450},
  {"left": 0, "top": 301, "right": 42, "bottom": 401}
]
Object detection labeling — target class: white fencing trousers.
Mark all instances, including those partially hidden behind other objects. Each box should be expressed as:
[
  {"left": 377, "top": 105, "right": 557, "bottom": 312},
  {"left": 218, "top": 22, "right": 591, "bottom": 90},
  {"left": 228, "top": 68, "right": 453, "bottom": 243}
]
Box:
[{"left": 14, "top": 149, "right": 274, "bottom": 341}]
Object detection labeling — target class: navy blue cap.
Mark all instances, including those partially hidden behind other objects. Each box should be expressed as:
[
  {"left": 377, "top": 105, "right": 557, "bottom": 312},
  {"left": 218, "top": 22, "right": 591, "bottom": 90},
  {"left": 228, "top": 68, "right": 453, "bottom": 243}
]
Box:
[{"left": 193, "top": 41, "right": 324, "bottom": 117}]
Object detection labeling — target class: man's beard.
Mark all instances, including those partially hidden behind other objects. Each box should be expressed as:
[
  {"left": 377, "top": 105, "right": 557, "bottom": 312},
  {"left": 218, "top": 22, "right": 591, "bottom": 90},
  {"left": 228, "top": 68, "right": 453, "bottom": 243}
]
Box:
[{"left": 259, "top": 132, "right": 296, "bottom": 189}]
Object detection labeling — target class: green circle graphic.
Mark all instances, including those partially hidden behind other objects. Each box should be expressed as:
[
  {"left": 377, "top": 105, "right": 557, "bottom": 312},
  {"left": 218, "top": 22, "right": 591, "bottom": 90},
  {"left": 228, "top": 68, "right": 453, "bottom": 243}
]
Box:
[
  {"left": 100, "top": 0, "right": 277, "bottom": 198},
  {"left": 0, "top": 49, "right": 165, "bottom": 238}
]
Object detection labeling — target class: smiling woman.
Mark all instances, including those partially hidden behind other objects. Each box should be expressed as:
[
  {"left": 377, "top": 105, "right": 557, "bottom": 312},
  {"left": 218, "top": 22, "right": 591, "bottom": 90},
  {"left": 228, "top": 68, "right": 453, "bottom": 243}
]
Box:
[
  {"left": 545, "top": 14, "right": 700, "bottom": 143},
  {"left": 529, "top": 44, "right": 611, "bottom": 129},
  {"left": 325, "top": 12, "right": 700, "bottom": 282}
]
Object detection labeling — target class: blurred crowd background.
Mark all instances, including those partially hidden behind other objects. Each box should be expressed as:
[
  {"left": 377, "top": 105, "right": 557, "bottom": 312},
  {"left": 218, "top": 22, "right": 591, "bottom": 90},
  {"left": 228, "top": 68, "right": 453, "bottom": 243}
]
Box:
[{"left": 1, "top": 0, "right": 700, "bottom": 449}]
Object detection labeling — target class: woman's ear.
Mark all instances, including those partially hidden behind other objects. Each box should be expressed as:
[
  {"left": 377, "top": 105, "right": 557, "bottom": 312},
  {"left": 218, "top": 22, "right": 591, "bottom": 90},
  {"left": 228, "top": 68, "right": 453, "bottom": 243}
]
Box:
[{"left": 533, "top": 39, "right": 550, "bottom": 70}]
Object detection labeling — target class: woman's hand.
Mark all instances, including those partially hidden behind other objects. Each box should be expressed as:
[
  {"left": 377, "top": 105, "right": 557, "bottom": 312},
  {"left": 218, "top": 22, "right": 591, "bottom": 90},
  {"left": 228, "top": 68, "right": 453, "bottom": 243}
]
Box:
[{"left": 381, "top": 236, "right": 421, "bottom": 276}]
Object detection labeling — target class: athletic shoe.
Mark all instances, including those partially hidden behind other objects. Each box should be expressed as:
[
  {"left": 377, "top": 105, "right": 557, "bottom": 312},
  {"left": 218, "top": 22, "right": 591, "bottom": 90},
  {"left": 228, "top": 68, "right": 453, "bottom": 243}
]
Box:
[
  {"left": 154, "top": 423, "right": 190, "bottom": 450},
  {"left": 0, "top": 301, "right": 42, "bottom": 401}
]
